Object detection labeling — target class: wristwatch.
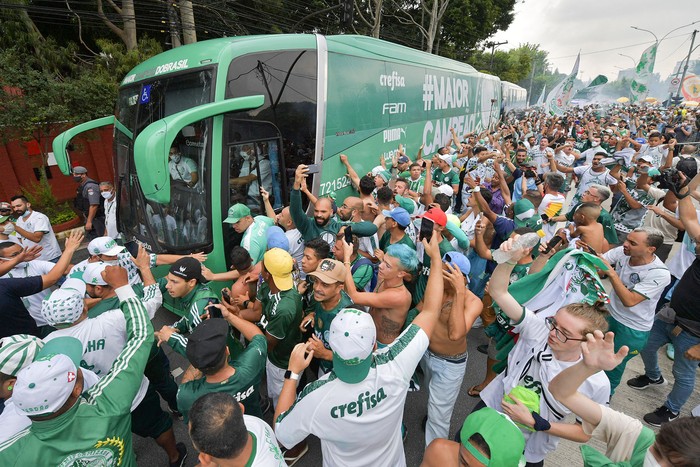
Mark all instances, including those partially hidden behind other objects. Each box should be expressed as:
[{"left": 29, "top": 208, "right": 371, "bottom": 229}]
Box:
[
  {"left": 284, "top": 370, "right": 300, "bottom": 381},
  {"left": 472, "top": 186, "right": 481, "bottom": 192}
]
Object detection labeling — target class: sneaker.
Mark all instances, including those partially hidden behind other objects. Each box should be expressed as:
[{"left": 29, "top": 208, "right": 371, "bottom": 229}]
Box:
[
  {"left": 667, "top": 344, "right": 675, "bottom": 360},
  {"left": 169, "top": 442, "right": 188, "bottom": 467},
  {"left": 627, "top": 374, "right": 666, "bottom": 390},
  {"left": 283, "top": 443, "right": 309, "bottom": 467},
  {"left": 644, "top": 406, "right": 679, "bottom": 427}
]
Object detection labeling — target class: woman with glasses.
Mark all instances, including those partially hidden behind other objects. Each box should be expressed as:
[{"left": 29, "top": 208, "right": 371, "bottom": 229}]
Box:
[{"left": 467, "top": 235, "right": 611, "bottom": 467}]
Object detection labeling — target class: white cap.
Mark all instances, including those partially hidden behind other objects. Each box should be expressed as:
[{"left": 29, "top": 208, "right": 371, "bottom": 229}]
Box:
[
  {"left": 87, "top": 237, "right": 124, "bottom": 257},
  {"left": 13, "top": 337, "right": 83, "bottom": 416},
  {"left": 438, "top": 153, "right": 453, "bottom": 165},
  {"left": 82, "top": 263, "right": 108, "bottom": 286},
  {"left": 41, "top": 288, "right": 85, "bottom": 327},
  {"left": 328, "top": 309, "right": 376, "bottom": 383}
]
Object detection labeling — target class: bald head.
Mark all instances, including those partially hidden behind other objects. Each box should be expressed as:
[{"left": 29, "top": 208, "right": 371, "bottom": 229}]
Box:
[{"left": 338, "top": 196, "right": 363, "bottom": 222}]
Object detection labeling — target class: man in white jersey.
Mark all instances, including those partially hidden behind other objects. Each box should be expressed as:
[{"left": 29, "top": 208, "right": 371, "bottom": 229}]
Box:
[
  {"left": 273, "top": 234, "right": 444, "bottom": 467},
  {"left": 599, "top": 227, "right": 670, "bottom": 394},
  {"left": 189, "top": 392, "right": 284, "bottom": 467},
  {"left": 550, "top": 151, "right": 618, "bottom": 212},
  {"left": 474, "top": 235, "right": 611, "bottom": 466},
  {"left": 10, "top": 195, "right": 61, "bottom": 262}
]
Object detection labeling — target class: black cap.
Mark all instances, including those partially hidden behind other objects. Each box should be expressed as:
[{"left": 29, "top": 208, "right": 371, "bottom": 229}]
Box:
[
  {"left": 169, "top": 257, "right": 206, "bottom": 283},
  {"left": 186, "top": 318, "right": 228, "bottom": 370}
]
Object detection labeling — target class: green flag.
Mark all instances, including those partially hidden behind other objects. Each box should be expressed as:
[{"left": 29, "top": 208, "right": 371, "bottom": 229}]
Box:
[
  {"left": 630, "top": 43, "right": 657, "bottom": 103},
  {"left": 573, "top": 75, "right": 609, "bottom": 102}
]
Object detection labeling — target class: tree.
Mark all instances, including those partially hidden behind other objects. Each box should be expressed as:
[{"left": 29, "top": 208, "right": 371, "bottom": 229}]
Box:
[
  {"left": 0, "top": 46, "right": 116, "bottom": 178},
  {"left": 96, "top": 0, "right": 137, "bottom": 51}
]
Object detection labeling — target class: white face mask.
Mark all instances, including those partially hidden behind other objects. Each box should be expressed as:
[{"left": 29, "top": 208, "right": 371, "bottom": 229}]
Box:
[
  {"left": 591, "top": 141, "right": 600, "bottom": 147},
  {"left": 101, "top": 191, "right": 113, "bottom": 200},
  {"left": 643, "top": 448, "right": 662, "bottom": 467},
  {"left": 2, "top": 223, "right": 15, "bottom": 235}
]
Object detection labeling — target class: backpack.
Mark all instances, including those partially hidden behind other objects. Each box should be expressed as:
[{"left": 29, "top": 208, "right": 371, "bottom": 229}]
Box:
[{"left": 351, "top": 257, "right": 378, "bottom": 292}]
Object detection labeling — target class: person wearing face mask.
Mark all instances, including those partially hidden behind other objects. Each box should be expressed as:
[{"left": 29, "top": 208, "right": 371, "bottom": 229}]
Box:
[
  {"left": 99, "top": 181, "right": 118, "bottom": 239},
  {"left": 168, "top": 143, "right": 199, "bottom": 187},
  {"left": 0, "top": 210, "right": 20, "bottom": 244},
  {"left": 9, "top": 195, "right": 61, "bottom": 262},
  {"left": 0, "top": 241, "right": 62, "bottom": 336},
  {"left": 72, "top": 166, "right": 106, "bottom": 241},
  {"left": 550, "top": 330, "right": 700, "bottom": 467}
]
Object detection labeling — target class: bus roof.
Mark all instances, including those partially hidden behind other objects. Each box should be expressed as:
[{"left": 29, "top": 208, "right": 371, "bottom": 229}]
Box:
[{"left": 121, "top": 34, "right": 487, "bottom": 87}]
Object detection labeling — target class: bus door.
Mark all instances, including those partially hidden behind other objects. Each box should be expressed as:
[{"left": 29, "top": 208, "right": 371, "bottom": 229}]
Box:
[{"left": 224, "top": 118, "right": 286, "bottom": 216}]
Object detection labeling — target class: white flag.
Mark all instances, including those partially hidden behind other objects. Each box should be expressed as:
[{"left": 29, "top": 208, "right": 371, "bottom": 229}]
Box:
[
  {"left": 630, "top": 43, "right": 657, "bottom": 103},
  {"left": 535, "top": 85, "right": 546, "bottom": 106},
  {"left": 546, "top": 53, "right": 580, "bottom": 116}
]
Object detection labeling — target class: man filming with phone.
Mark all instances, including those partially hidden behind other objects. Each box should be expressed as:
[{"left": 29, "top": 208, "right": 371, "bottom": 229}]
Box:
[{"left": 413, "top": 207, "right": 455, "bottom": 305}]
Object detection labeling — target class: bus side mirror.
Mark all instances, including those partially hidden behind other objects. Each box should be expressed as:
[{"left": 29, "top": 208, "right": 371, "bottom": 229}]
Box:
[
  {"left": 133, "top": 95, "right": 265, "bottom": 204},
  {"left": 52, "top": 116, "right": 115, "bottom": 175}
]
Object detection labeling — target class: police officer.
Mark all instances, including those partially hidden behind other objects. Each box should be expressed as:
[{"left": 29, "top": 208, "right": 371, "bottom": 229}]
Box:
[{"left": 72, "top": 166, "right": 105, "bottom": 241}]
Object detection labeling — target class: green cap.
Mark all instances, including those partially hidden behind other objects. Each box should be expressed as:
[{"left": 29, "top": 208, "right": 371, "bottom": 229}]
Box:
[
  {"left": 460, "top": 407, "right": 526, "bottom": 466},
  {"left": 512, "top": 199, "right": 535, "bottom": 228},
  {"left": 394, "top": 195, "right": 415, "bottom": 214},
  {"left": 223, "top": 203, "right": 251, "bottom": 224},
  {"left": 504, "top": 385, "right": 541, "bottom": 432},
  {"left": 0, "top": 215, "right": 9, "bottom": 223}
]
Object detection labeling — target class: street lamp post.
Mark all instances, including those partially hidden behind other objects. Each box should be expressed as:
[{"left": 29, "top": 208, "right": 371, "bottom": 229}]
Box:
[{"left": 618, "top": 54, "right": 637, "bottom": 68}]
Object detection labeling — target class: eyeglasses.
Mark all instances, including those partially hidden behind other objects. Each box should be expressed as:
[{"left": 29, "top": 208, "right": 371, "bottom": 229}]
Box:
[{"left": 544, "top": 317, "right": 587, "bottom": 343}]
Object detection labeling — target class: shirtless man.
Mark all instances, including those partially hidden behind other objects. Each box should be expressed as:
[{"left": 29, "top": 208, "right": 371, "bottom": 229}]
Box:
[
  {"left": 419, "top": 251, "right": 482, "bottom": 446},
  {"left": 341, "top": 241, "right": 416, "bottom": 346}
]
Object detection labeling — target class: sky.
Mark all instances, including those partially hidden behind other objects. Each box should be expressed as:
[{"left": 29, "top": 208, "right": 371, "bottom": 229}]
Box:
[{"left": 490, "top": 0, "right": 699, "bottom": 83}]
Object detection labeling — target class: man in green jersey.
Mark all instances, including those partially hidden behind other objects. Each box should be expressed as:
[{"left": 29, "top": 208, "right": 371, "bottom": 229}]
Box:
[
  {"left": 378, "top": 206, "right": 415, "bottom": 251},
  {"left": 432, "top": 154, "right": 459, "bottom": 195},
  {"left": 239, "top": 248, "right": 302, "bottom": 408},
  {"left": 333, "top": 227, "right": 374, "bottom": 293},
  {"left": 174, "top": 313, "right": 266, "bottom": 422},
  {"left": 156, "top": 257, "right": 219, "bottom": 337},
  {"left": 302, "top": 259, "right": 353, "bottom": 376},
  {"left": 0, "top": 265, "right": 167, "bottom": 467},
  {"left": 290, "top": 165, "right": 342, "bottom": 245}
]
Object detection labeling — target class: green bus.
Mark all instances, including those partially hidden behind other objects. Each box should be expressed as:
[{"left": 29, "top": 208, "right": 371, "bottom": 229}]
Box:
[{"left": 53, "top": 34, "right": 507, "bottom": 273}]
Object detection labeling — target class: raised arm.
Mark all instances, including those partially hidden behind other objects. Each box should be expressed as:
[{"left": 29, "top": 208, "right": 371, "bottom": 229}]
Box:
[
  {"left": 260, "top": 187, "right": 277, "bottom": 219},
  {"left": 42, "top": 230, "right": 83, "bottom": 288},
  {"left": 411, "top": 235, "right": 445, "bottom": 339},
  {"left": 550, "top": 330, "right": 629, "bottom": 429},
  {"left": 340, "top": 154, "right": 361, "bottom": 191},
  {"left": 489, "top": 235, "right": 531, "bottom": 321},
  {"left": 679, "top": 173, "right": 700, "bottom": 242}
]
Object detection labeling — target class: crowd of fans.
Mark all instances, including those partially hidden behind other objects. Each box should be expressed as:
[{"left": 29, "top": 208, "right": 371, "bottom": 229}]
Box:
[{"left": 1, "top": 103, "right": 700, "bottom": 466}]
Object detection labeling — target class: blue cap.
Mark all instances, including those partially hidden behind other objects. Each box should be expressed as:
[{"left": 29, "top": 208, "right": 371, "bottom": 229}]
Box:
[
  {"left": 266, "top": 225, "right": 289, "bottom": 251},
  {"left": 398, "top": 155, "right": 410, "bottom": 164},
  {"left": 635, "top": 137, "right": 647, "bottom": 144},
  {"left": 442, "top": 251, "right": 471, "bottom": 281},
  {"left": 382, "top": 207, "right": 411, "bottom": 227}
]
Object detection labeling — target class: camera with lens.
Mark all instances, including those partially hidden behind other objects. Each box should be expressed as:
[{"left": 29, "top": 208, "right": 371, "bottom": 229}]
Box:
[
  {"left": 524, "top": 169, "right": 537, "bottom": 179},
  {"left": 651, "top": 168, "right": 681, "bottom": 190}
]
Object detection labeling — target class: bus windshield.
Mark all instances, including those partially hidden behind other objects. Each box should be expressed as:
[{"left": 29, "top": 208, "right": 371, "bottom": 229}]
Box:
[{"left": 114, "top": 68, "right": 214, "bottom": 253}]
